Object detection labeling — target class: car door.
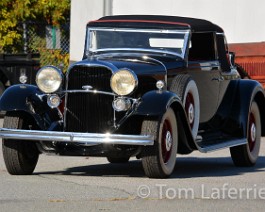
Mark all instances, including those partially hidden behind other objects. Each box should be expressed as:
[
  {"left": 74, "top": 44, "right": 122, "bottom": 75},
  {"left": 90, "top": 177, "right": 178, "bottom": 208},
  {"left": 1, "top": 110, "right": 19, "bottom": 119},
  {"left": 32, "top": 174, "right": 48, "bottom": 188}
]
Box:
[
  {"left": 188, "top": 61, "right": 221, "bottom": 123},
  {"left": 187, "top": 32, "right": 221, "bottom": 123}
]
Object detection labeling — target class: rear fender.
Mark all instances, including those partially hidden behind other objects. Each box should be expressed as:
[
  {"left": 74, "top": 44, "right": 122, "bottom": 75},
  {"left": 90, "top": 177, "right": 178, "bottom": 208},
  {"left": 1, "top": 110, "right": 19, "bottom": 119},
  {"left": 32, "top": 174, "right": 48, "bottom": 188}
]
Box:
[
  {"left": 211, "top": 80, "right": 265, "bottom": 137},
  {"left": 239, "top": 80, "right": 265, "bottom": 137}
]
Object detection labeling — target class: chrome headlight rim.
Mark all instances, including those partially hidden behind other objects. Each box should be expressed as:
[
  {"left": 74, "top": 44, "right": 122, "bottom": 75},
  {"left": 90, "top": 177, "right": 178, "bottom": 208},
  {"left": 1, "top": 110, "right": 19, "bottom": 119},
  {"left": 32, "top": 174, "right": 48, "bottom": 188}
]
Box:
[
  {"left": 36, "top": 65, "right": 63, "bottom": 94},
  {"left": 110, "top": 68, "right": 138, "bottom": 96}
]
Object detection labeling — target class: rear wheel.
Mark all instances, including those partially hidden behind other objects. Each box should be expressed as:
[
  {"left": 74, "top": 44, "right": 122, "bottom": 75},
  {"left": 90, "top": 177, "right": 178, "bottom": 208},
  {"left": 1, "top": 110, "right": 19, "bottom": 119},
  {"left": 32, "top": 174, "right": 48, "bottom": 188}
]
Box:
[
  {"left": 230, "top": 101, "right": 261, "bottom": 166},
  {"left": 141, "top": 108, "right": 178, "bottom": 178},
  {"left": 2, "top": 112, "right": 39, "bottom": 175}
]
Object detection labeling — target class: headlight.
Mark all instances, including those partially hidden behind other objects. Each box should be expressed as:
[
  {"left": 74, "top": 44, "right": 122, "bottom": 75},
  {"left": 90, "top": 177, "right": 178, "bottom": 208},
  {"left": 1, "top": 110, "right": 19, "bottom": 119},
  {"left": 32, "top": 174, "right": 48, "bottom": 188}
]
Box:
[
  {"left": 36, "top": 66, "right": 63, "bottom": 93},
  {"left": 110, "top": 69, "right": 138, "bottom": 96}
]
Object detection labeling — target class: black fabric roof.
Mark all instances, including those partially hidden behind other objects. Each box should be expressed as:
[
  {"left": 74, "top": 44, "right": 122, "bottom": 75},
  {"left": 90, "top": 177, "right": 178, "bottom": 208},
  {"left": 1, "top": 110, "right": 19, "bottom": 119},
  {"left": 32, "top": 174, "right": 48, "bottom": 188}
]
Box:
[{"left": 88, "top": 15, "right": 224, "bottom": 33}]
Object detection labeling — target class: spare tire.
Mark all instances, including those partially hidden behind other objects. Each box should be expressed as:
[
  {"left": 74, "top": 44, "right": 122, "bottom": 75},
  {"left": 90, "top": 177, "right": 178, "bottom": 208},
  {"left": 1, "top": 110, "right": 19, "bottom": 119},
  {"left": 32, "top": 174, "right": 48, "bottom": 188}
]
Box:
[{"left": 170, "top": 75, "right": 200, "bottom": 139}]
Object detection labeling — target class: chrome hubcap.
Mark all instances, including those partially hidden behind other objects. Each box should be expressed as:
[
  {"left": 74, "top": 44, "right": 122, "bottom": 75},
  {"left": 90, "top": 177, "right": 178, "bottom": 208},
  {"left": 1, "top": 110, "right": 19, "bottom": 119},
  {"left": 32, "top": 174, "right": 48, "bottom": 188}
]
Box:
[
  {"left": 248, "top": 112, "right": 256, "bottom": 152},
  {"left": 165, "top": 131, "right": 172, "bottom": 152},
  {"left": 188, "top": 103, "right": 194, "bottom": 124},
  {"left": 162, "top": 119, "right": 173, "bottom": 163},
  {"left": 250, "top": 123, "right": 256, "bottom": 143},
  {"left": 185, "top": 92, "right": 195, "bottom": 128}
]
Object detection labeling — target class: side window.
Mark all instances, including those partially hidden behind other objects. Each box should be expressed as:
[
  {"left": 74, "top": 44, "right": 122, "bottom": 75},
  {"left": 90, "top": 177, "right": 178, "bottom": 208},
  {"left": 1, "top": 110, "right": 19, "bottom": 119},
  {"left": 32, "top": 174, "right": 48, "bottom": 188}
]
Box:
[
  {"left": 188, "top": 32, "right": 216, "bottom": 61},
  {"left": 216, "top": 34, "right": 230, "bottom": 72}
]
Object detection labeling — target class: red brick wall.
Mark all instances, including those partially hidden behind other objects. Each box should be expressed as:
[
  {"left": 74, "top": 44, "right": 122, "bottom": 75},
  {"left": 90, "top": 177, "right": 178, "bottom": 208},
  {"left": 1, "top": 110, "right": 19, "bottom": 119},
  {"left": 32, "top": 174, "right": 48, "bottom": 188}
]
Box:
[{"left": 229, "top": 42, "right": 265, "bottom": 88}]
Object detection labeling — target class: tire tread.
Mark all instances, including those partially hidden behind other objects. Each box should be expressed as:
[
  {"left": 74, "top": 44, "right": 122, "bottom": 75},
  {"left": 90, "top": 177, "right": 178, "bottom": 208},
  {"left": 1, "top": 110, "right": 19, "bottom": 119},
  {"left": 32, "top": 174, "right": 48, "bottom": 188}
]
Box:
[
  {"left": 2, "top": 112, "right": 39, "bottom": 175},
  {"left": 141, "top": 120, "right": 166, "bottom": 178},
  {"left": 170, "top": 74, "right": 191, "bottom": 100}
]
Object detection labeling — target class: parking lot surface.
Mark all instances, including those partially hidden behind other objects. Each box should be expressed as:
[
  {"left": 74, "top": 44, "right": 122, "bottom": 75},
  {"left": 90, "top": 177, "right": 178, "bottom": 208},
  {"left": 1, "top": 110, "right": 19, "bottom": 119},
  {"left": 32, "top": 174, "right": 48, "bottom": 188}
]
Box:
[{"left": 0, "top": 119, "right": 265, "bottom": 211}]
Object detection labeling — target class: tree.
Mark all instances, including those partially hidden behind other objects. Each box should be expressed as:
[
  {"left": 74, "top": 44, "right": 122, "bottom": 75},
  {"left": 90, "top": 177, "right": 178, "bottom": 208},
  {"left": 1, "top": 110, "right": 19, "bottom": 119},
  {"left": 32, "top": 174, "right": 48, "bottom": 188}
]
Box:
[{"left": 0, "top": 0, "right": 70, "bottom": 53}]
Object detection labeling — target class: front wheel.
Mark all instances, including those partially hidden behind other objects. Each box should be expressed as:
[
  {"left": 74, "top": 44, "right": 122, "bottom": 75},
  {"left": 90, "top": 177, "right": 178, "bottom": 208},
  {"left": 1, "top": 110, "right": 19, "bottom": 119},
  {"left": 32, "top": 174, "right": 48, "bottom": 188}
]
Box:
[
  {"left": 230, "top": 101, "right": 261, "bottom": 166},
  {"left": 141, "top": 108, "right": 178, "bottom": 178},
  {"left": 2, "top": 112, "right": 39, "bottom": 175}
]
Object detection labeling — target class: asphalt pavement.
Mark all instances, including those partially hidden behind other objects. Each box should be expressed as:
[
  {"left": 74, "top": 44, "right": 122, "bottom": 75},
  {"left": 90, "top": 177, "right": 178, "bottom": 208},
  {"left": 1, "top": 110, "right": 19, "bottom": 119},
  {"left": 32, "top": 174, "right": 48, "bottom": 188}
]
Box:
[{"left": 0, "top": 118, "right": 265, "bottom": 212}]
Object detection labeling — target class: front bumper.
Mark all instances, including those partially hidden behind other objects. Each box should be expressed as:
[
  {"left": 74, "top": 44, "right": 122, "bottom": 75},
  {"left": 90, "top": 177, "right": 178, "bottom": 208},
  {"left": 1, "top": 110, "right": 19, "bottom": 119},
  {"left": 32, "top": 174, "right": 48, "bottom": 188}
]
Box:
[{"left": 0, "top": 128, "right": 154, "bottom": 146}]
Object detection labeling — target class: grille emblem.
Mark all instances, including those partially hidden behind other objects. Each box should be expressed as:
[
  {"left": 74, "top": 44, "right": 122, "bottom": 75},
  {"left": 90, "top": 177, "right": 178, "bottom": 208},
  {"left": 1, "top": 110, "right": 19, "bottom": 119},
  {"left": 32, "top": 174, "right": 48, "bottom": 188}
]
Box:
[{"left": 82, "top": 85, "right": 93, "bottom": 90}]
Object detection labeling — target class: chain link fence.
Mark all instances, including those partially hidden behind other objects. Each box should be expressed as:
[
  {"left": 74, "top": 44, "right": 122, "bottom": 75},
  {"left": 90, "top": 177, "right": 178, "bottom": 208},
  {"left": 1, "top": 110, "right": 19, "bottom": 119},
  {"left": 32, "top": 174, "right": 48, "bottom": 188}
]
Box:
[{"left": 25, "top": 21, "right": 70, "bottom": 72}]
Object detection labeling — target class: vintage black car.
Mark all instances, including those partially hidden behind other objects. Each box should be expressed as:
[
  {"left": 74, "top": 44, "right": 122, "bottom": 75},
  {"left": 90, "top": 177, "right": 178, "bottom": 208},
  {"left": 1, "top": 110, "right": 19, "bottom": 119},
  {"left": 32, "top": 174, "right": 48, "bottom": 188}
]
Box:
[
  {"left": 0, "top": 53, "right": 40, "bottom": 94},
  {"left": 0, "top": 15, "right": 265, "bottom": 178}
]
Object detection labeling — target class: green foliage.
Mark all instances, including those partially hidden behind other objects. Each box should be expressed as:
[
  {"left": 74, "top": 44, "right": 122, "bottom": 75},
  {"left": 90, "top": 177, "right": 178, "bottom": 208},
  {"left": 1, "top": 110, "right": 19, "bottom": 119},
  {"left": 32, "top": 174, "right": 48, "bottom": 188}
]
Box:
[
  {"left": 29, "top": 34, "right": 69, "bottom": 72},
  {"left": 0, "top": 0, "right": 70, "bottom": 53},
  {"left": 36, "top": 0, "right": 70, "bottom": 25}
]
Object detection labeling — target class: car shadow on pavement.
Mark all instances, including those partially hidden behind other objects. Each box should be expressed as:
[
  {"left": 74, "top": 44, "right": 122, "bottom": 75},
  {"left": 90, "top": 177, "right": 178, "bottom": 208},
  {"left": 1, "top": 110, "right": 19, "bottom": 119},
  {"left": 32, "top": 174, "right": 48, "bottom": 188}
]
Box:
[
  {"left": 172, "top": 156, "right": 265, "bottom": 179},
  {"left": 34, "top": 156, "right": 265, "bottom": 178}
]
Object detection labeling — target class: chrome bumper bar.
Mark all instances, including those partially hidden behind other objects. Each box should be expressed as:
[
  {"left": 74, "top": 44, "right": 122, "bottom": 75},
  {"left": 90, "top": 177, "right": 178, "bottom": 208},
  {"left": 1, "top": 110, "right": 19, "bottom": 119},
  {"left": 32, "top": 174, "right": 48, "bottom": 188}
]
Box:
[{"left": 0, "top": 128, "right": 154, "bottom": 146}]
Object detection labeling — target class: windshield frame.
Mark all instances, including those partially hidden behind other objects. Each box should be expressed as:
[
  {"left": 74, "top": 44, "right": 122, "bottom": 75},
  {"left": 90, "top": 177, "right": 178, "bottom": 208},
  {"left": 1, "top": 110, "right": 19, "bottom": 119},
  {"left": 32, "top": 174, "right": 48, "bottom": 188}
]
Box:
[{"left": 85, "top": 27, "right": 190, "bottom": 58}]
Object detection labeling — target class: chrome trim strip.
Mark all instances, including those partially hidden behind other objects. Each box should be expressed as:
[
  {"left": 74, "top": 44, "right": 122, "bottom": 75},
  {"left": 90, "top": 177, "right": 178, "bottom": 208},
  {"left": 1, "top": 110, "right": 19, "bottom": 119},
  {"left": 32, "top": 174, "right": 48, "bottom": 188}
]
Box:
[
  {"left": 0, "top": 128, "right": 154, "bottom": 146},
  {"left": 183, "top": 30, "right": 191, "bottom": 58},
  {"left": 62, "top": 89, "right": 116, "bottom": 96},
  {"left": 90, "top": 48, "right": 183, "bottom": 58}
]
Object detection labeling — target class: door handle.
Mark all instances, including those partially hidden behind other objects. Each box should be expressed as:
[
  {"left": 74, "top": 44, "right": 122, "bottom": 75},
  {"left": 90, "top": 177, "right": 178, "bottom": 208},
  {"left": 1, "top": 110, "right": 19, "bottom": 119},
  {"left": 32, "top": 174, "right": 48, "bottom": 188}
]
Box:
[{"left": 212, "top": 77, "right": 224, "bottom": 82}]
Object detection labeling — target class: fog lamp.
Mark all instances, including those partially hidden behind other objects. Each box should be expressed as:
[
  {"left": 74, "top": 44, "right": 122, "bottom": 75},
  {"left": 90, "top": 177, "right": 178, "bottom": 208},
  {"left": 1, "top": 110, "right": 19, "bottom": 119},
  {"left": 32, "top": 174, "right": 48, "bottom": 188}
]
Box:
[
  {"left": 112, "top": 98, "right": 131, "bottom": 111},
  {"left": 47, "top": 94, "right": 61, "bottom": 108}
]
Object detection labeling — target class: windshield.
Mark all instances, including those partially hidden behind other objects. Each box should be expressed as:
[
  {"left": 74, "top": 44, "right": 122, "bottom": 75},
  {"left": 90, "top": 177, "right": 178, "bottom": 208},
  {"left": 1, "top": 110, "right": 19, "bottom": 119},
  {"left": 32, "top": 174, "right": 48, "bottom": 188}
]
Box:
[{"left": 86, "top": 28, "right": 189, "bottom": 58}]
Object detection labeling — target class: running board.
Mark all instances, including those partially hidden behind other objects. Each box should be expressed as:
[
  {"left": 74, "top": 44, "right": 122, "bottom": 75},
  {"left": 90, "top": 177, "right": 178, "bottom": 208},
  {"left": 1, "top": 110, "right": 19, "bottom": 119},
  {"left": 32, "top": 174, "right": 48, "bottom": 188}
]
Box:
[{"left": 196, "top": 138, "right": 247, "bottom": 153}]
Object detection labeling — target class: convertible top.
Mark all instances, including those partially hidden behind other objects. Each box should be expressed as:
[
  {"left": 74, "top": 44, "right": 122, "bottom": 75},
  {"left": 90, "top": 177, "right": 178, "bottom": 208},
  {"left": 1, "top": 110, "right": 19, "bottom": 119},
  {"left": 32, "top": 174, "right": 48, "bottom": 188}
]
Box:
[{"left": 88, "top": 15, "right": 224, "bottom": 33}]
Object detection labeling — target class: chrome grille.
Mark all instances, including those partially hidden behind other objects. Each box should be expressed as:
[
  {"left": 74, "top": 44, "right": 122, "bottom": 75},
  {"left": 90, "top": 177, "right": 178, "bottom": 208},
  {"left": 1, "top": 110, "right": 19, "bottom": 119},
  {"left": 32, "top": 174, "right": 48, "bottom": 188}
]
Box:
[{"left": 65, "top": 65, "right": 113, "bottom": 133}]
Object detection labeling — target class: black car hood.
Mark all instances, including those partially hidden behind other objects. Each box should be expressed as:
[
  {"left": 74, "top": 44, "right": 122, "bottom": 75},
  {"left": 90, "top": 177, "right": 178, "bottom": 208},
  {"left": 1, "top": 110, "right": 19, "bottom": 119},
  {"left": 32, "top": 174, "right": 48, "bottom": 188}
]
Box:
[{"left": 80, "top": 53, "right": 186, "bottom": 74}]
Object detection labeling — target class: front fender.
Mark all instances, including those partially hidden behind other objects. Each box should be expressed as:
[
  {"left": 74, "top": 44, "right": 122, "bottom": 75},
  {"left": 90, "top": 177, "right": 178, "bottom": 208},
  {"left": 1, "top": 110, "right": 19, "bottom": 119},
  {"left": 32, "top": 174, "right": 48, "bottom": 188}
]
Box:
[
  {"left": 0, "top": 84, "right": 51, "bottom": 129},
  {"left": 135, "top": 90, "right": 182, "bottom": 117},
  {"left": 134, "top": 90, "right": 196, "bottom": 153},
  {"left": 0, "top": 84, "right": 43, "bottom": 112}
]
